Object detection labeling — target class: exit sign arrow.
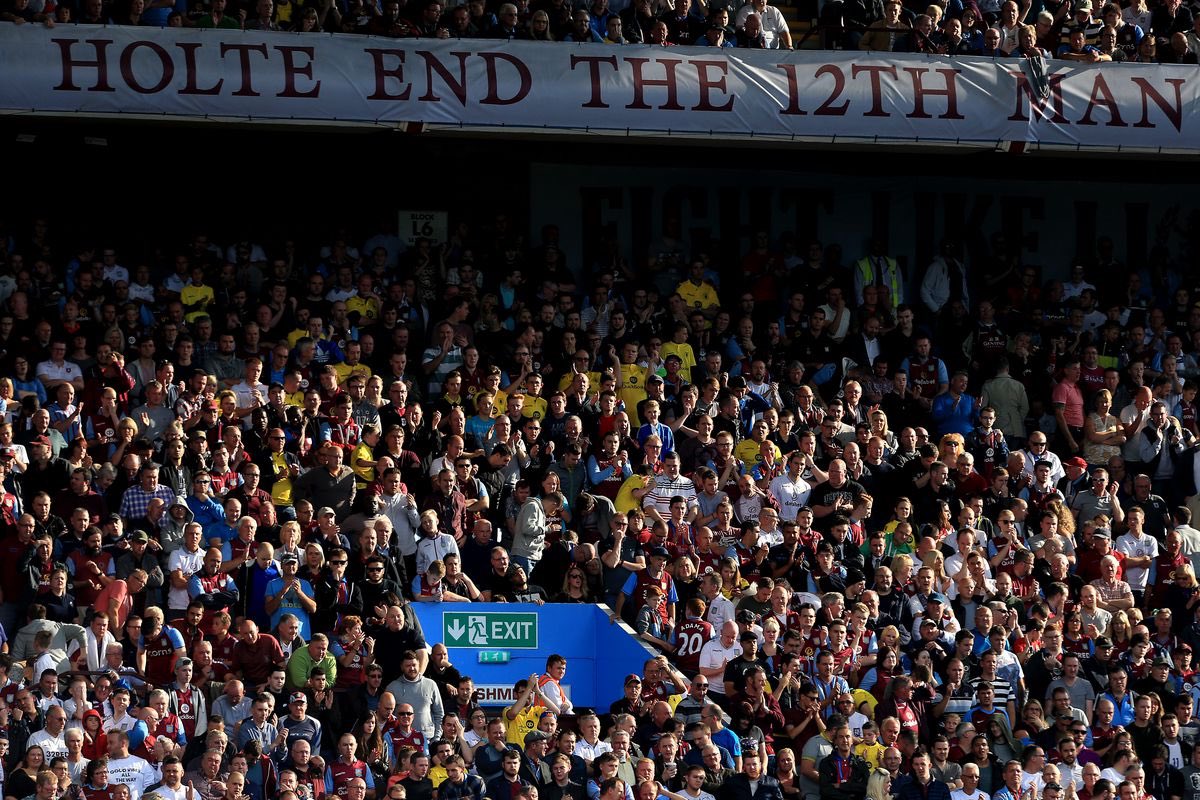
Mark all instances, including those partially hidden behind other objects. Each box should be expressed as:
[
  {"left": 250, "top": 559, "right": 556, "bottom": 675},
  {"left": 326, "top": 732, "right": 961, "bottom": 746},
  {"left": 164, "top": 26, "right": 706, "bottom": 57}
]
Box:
[{"left": 442, "top": 611, "right": 538, "bottom": 649}]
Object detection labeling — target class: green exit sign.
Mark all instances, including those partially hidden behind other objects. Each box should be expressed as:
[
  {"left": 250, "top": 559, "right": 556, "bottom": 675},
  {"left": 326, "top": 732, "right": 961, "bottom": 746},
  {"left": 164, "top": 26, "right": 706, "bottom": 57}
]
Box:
[
  {"left": 478, "top": 650, "right": 511, "bottom": 664},
  {"left": 443, "top": 611, "right": 538, "bottom": 649}
]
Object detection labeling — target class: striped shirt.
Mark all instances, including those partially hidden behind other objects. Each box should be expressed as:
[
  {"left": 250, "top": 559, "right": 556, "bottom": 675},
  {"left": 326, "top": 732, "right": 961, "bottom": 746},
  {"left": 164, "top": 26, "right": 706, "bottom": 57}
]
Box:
[
  {"left": 643, "top": 474, "right": 698, "bottom": 517},
  {"left": 970, "top": 676, "right": 1015, "bottom": 712}
]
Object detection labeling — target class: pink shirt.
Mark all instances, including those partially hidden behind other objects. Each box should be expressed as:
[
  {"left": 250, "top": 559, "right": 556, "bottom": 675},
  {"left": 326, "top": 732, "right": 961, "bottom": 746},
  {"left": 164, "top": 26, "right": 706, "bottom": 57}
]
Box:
[
  {"left": 94, "top": 579, "right": 132, "bottom": 627},
  {"left": 1052, "top": 381, "right": 1085, "bottom": 427}
]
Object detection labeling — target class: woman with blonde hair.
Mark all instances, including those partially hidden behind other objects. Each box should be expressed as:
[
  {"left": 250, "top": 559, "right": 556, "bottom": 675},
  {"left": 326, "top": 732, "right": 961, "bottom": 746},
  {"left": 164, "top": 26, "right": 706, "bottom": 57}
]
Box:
[
  {"left": 921, "top": 549, "right": 951, "bottom": 593},
  {"left": 1083, "top": 389, "right": 1125, "bottom": 467},
  {"left": 719, "top": 556, "right": 748, "bottom": 600},
  {"left": 526, "top": 9, "right": 554, "bottom": 39},
  {"left": 1123, "top": 0, "right": 1150, "bottom": 32},
  {"left": 108, "top": 417, "right": 140, "bottom": 465},
  {"left": 868, "top": 409, "right": 897, "bottom": 453},
  {"left": 300, "top": 541, "right": 326, "bottom": 584},
  {"left": 1168, "top": 562, "right": 1200, "bottom": 628},
  {"left": 865, "top": 768, "right": 893, "bottom": 800},
  {"left": 890, "top": 553, "right": 915, "bottom": 591},
  {"left": 1045, "top": 498, "right": 1076, "bottom": 538},
  {"left": 772, "top": 747, "right": 802, "bottom": 800},
  {"left": 276, "top": 521, "right": 303, "bottom": 563},
  {"left": 1106, "top": 610, "right": 1133, "bottom": 653}
]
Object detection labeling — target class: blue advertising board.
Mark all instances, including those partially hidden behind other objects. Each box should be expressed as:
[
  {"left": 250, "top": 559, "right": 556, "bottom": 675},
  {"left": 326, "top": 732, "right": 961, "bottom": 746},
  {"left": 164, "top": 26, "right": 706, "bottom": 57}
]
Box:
[{"left": 411, "top": 603, "right": 655, "bottom": 709}]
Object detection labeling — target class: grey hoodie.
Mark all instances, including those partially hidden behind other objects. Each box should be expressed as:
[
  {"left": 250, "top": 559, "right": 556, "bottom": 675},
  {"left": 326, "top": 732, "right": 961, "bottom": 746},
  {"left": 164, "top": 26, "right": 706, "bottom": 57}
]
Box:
[{"left": 158, "top": 498, "right": 194, "bottom": 555}]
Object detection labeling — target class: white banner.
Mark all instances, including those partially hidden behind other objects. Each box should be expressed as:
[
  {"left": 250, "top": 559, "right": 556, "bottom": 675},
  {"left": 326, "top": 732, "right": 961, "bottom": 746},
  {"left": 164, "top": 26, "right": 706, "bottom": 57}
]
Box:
[{"left": 1, "top": 25, "right": 1198, "bottom": 151}]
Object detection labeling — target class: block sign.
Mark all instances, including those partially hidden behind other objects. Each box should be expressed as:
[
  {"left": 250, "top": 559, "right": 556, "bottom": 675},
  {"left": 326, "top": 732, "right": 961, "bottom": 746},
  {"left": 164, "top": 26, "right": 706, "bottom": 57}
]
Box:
[
  {"left": 399, "top": 210, "right": 448, "bottom": 245},
  {"left": 443, "top": 611, "right": 538, "bottom": 649}
]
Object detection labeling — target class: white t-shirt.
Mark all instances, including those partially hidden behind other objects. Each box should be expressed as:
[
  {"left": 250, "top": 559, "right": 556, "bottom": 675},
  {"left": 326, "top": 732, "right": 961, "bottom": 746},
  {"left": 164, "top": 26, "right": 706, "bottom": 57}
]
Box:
[
  {"left": 951, "top": 790, "right": 990, "bottom": 800},
  {"left": 27, "top": 729, "right": 67, "bottom": 760},
  {"left": 166, "top": 547, "right": 204, "bottom": 610},
  {"left": 153, "top": 785, "right": 189, "bottom": 800},
  {"left": 35, "top": 359, "right": 83, "bottom": 385},
  {"left": 698, "top": 639, "right": 742, "bottom": 695},
  {"left": 705, "top": 594, "right": 737, "bottom": 632},
  {"left": 1115, "top": 532, "right": 1158, "bottom": 590},
  {"left": 106, "top": 754, "right": 159, "bottom": 800},
  {"left": 769, "top": 474, "right": 811, "bottom": 520}
]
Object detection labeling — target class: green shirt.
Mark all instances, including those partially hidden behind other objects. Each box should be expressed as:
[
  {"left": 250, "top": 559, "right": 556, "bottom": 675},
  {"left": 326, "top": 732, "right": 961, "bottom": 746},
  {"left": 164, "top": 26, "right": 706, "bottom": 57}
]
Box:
[{"left": 286, "top": 646, "right": 338, "bottom": 690}]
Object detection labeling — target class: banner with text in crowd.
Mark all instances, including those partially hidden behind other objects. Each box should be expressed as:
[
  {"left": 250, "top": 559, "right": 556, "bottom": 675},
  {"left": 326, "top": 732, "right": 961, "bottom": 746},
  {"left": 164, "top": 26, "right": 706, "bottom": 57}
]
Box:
[{"left": 1, "top": 25, "right": 1197, "bottom": 151}]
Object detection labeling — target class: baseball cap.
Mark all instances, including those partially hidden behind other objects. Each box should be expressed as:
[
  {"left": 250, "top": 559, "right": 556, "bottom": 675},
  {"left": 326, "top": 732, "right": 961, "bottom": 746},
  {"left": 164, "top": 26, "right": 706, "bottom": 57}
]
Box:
[
  {"left": 648, "top": 546, "right": 670, "bottom": 559},
  {"left": 928, "top": 592, "right": 948, "bottom": 605},
  {"left": 280, "top": 552, "right": 299, "bottom": 563},
  {"left": 1065, "top": 457, "right": 1088, "bottom": 469},
  {"left": 646, "top": 374, "right": 664, "bottom": 385},
  {"left": 624, "top": 674, "right": 642, "bottom": 686},
  {"left": 289, "top": 691, "right": 308, "bottom": 703},
  {"left": 30, "top": 435, "right": 51, "bottom": 447},
  {"left": 130, "top": 530, "right": 150, "bottom": 543},
  {"left": 176, "top": 657, "right": 193, "bottom": 669},
  {"left": 318, "top": 507, "right": 336, "bottom": 517},
  {"left": 739, "top": 631, "right": 758, "bottom": 642},
  {"left": 665, "top": 354, "right": 683, "bottom": 364},
  {"left": 1095, "top": 636, "right": 1114, "bottom": 648}
]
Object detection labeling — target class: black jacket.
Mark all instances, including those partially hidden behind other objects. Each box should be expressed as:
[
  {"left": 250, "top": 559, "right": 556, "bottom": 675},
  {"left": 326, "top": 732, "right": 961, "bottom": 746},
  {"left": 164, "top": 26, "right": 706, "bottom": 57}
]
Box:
[
  {"left": 818, "top": 753, "right": 871, "bottom": 800},
  {"left": 720, "top": 774, "right": 784, "bottom": 800},
  {"left": 312, "top": 575, "right": 364, "bottom": 633}
]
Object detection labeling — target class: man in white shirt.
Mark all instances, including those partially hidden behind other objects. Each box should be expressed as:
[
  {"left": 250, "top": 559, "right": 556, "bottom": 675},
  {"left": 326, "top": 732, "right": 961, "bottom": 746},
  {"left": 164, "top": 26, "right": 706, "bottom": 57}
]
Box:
[
  {"left": 104, "top": 729, "right": 159, "bottom": 800},
  {"left": 734, "top": 0, "right": 791, "bottom": 48},
  {"left": 36, "top": 340, "right": 84, "bottom": 392},
  {"left": 27, "top": 705, "right": 68, "bottom": 760},
  {"left": 950, "top": 763, "right": 989, "bottom": 800},
  {"left": 152, "top": 756, "right": 189, "bottom": 800},
  {"left": 769, "top": 454, "right": 812, "bottom": 522},
  {"left": 698, "top": 621, "right": 742, "bottom": 699},
  {"left": 103, "top": 686, "right": 140, "bottom": 734},
  {"left": 573, "top": 713, "right": 613, "bottom": 764},
  {"left": 230, "top": 357, "right": 269, "bottom": 412},
  {"left": 700, "top": 574, "right": 736, "bottom": 632},
  {"left": 166, "top": 524, "right": 205, "bottom": 616},
  {"left": 1115, "top": 506, "right": 1157, "bottom": 604}
]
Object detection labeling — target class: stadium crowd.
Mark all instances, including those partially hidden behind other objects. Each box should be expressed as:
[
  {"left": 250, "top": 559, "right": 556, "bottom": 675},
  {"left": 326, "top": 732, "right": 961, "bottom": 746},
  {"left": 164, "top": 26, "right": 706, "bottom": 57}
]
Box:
[
  {"left": 5, "top": 0, "right": 1200, "bottom": 65},
  {"left": 0, "top": 212, "right": 1194, "bottom": 800}
]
